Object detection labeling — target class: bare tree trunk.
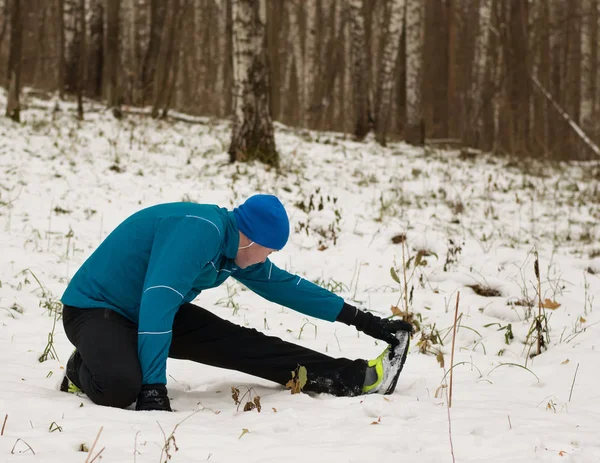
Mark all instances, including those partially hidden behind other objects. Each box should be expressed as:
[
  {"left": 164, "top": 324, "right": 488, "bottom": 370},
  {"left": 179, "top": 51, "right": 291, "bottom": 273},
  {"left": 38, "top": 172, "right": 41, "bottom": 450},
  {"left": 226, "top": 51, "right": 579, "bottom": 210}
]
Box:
[
  {"left": 6, "top": 0, "right": 23, "bottom": 122},
  {"left": 153, "top": 0, "right": 187, "bottom": 118},
  {"left": 56, "top": 0, "right": 65, "bottom": 97},
  {"left": 131, "top": 0, "right": 149, "bottom": 104},
  {"left": 229, "top": 0, "right": 278, "bottom": 166},
  {"left": 347, "top": 0, "right": 370, "bottom": 140},
  {"left": 469, "top": 0, "right": 493, "bottom": 148},
  {"left": 447, "top": 0, "right": 459, "bottom": 139},
  {"left": 76, "top": 0, "right": 86, "bottom": 119},
  {"left": 375, "top": 0, "right": 405, "bottom": 145},
  {"left": 104, "top": 0, "right": 120, "bottom": 112},
  {"left": 214, "top": 0, "right": 229, "bottom": 117},
  {"left": 284, "top": 0, "right": 303, "bottom": 126},
  {"left": 304, "top": 0, "right": 317, "bottom": 127},
  {"left": 62, "top": 0, "right": 78, "bottom": 93},
  {"left": 506, "top": 0, "right": 530, "bottom": 155},
  {"left": 0, "top": 0, "right": 7, "bottom": 50},
  {"left": 151, "top": 1, "right": 176, "bottom": 117},
  {"left": 140, "top": 0, "right": 167, "bottom": 104},
  {"left": 86, "top": 0, "right": 103, "bottom": 98},
  {"left": 596, "top": 0, "right": 600, "bottom": 132},
  {"left": 405, "top": 0, "right": 424, "bottom": 145},
  {"left": 580, "top": 0, "right": 594, "bottom": 131}
]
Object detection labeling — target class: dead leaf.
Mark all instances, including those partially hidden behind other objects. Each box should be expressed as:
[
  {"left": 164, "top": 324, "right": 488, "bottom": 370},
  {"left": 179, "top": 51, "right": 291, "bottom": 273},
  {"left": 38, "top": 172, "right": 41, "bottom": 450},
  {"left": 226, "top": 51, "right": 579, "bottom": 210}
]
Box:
[
  {"left": 436, "top": 351, "right": 445, "bottom": 369},
  {"left": 579, "top": 317, "right": 586, "bottom": 324},
  {"left": 558, "top": 450, "right": 567, "bottom": 456},
  {"left": 272, "top": 407, "right": 277, "bottom": 413},
  {"left": 390, "top": 305, "right": 403, "bottom": 317},
  {"left": 383, "top": 397, "right": 391, "bottom": 402},
  {"left": 541, "top": 299, "right": 561, "bottom": 310},
  {"left": 370, "top": 417, "right": 381, "bottom": 425},
  {"left": 238, "top": 429, "right": 250, "bottom": 440},
  {"left": 561, "top": 359, "right": 570, "bottom": 365},
  {"left": 253, "top": 396, "right": 262, "bottom": 413},
  {"left": 285, "top": 365, "right": 308, "bottom": 394}
]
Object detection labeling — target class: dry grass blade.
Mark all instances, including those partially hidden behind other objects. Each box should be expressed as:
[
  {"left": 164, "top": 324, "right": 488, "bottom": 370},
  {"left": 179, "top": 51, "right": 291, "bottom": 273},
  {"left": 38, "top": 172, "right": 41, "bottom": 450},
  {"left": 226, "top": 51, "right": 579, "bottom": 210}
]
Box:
[{"left": 449, "top": 292, "right": 460, "bottom": 408}]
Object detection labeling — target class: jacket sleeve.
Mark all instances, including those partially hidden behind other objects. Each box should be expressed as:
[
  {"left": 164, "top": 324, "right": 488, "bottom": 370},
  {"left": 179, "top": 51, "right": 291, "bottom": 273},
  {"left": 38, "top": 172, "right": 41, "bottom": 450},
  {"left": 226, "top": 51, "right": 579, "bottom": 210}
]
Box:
[
  {"left": 138, "top": 216, "right": 220, "bottom": 385},
  {"left": 232, "top": 259, "right": 344, "bottom": 322}
]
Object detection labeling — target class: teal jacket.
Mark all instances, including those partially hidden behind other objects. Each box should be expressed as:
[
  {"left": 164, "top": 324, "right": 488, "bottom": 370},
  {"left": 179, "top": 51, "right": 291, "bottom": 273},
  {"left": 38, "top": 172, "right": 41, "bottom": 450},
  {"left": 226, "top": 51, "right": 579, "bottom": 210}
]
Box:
[{"left": 61, "top": 203, "right": 344, "bottom": 385}]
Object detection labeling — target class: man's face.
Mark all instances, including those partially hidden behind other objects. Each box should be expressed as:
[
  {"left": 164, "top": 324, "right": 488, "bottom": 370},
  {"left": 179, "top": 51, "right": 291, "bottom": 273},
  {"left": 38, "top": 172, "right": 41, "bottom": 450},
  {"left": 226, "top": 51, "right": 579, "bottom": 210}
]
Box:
[{"left": 234, "top": 242, "right": 276, "bottom": 269}]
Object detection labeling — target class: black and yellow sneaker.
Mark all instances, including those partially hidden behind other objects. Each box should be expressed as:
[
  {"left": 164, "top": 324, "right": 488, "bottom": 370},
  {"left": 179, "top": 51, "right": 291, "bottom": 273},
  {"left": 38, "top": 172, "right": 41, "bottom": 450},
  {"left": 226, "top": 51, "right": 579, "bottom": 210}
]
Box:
[
  {"left": 363, "top": 330, "right": 410, "bottom": 395},
  {"left": 59, "top": 350, "right": 83, "bottom": 394}
]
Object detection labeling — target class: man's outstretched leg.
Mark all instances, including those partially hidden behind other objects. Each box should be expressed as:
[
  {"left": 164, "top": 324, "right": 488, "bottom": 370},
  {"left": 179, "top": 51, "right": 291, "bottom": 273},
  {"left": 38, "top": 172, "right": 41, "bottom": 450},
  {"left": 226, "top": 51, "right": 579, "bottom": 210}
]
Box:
[
  {"left": 62, "top": 305, "right": 142, "bottom": 408},
  {"left": 170, "top": 303, "right": 409, "bottom": 397}
]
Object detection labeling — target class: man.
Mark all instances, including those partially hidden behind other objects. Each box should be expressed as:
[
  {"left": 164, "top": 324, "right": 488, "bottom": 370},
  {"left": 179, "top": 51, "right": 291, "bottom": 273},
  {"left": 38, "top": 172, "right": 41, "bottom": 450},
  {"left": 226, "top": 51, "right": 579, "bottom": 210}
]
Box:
[{"left": 60, "top": 194, "right": 412, "bottom": 411}]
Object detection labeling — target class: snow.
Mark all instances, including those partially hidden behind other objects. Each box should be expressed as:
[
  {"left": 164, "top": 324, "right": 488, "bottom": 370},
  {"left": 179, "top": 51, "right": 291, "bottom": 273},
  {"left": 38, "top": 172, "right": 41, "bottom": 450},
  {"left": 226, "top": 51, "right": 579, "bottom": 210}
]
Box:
[{"left": 0, "top": 96, "right": 599, "bottom": 462}]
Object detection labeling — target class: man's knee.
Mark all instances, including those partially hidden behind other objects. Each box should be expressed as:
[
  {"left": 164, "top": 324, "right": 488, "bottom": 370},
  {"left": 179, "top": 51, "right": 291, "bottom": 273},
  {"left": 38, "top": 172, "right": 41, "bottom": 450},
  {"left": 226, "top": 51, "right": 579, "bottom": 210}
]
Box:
[{"left": 90, "top": 372, "right": 142, "bottom": 409}]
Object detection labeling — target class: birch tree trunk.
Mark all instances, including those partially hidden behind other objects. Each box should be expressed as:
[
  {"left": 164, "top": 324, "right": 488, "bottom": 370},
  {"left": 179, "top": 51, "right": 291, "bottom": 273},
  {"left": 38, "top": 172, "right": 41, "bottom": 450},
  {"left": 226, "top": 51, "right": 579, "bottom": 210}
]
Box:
[
  {"left": 469, "top": 0, "right": 493, "bottom": 147},
  {"left": 375, "top": 0, "right": 405, "bottom": 145},
  {"left": 6, "top": 0, "right": 23, "bottom": 122},
  {"left": 347, "top": 0, "right": 370, "bottom": 140},
  {"left": 104, "top": 0, "right": 120, "bottom": 111},
  {"left": 405, "top": 0, "right": 425, "bottom": 145},
  {"left": 580, "top": 0, "right": 594, "bottom": 131},
  {"left": 229, "top": 0, "right": 278, "bottom": 166}
]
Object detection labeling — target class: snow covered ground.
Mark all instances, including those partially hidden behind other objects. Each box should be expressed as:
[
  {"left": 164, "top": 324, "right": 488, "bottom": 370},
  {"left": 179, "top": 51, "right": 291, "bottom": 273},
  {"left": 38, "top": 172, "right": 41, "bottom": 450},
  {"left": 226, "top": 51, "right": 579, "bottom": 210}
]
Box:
[{"left": 0, "top": 97, "right": 599, "bottom": 462}]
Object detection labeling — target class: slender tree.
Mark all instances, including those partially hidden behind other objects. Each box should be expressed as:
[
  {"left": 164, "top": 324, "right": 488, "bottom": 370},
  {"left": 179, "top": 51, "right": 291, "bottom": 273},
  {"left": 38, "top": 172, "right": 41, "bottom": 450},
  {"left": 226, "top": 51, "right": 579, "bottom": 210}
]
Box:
[
  {"left": 86, "top": 0, "right": 104, "bottom": 98},
  {"left": 405, "top": 0, "right": 425, "bottom": 145},
  {"left": 229, "top": 0, "right": 277, "bottom": 166},
  {"left": 304, "top": 0, "right": 317, "bottom": 127},
  {"left": 104, "top": 0, "right": 120, "bottom": 111},
  {"left": 76, "top": 0, "right": 86, "bottom": 119},
  {"left": 580, "top": 0, "right": 594, "bottom": 131},
  {"left": 375, "top": 0, "right": 405, "bottom": 145},
  {"left": 140, "top": 0, "right": 167, "bottom": 104},
  {"left": 506, "top": 0, "right": 530, "bottom": 154},
  {"left": 6, "top": 0, "right": 23, "bottom": 122},
  {"left": 469, "top": 0, "right": 493, "bottom": 148},
  {"left": 347, "top": 0, "right": 370, "bottom": 140}
]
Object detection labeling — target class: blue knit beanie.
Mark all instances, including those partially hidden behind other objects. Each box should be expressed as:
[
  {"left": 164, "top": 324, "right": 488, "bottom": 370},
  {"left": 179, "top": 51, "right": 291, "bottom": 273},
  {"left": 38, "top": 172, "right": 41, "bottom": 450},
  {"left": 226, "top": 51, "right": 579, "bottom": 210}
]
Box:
[{"left": 233, "top": 195, "right": 290, "bottom": 250}]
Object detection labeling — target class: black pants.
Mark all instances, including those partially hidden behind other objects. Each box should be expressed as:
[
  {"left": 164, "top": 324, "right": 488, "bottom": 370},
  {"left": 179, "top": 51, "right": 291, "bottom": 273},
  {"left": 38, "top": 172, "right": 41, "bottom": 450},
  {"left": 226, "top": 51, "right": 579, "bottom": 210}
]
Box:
[{"left": 62, "top": 303, "right": 367, "bottom": 408}]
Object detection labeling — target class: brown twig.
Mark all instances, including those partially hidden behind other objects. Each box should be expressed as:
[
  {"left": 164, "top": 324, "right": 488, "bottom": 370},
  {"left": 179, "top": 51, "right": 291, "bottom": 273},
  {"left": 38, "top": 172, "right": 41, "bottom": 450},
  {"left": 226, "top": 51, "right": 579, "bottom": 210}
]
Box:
[
  {"left": 449, "top": 291, "right": 460, "bottom": 408},
  {"left": 1, "top": 414, "right": 7, "bottom": 436},
  {"left": 88, "top": 447, "right": 105, "bottom": 463},
  {"left": 568, "top": 363, "right": 580, "bottom": 402},
  {"left": 84, "top": 426, "right": 103, "bottom": 463},
  {"left": 445, "top": 385, "right": 456, "bottom": 463}
]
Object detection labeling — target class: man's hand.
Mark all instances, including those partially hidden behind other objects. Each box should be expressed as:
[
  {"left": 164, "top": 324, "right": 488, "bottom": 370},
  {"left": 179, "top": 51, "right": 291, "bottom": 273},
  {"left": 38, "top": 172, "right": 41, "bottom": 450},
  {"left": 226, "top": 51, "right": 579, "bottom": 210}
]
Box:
[
  {"left": 337, "top": 303, "right": 413, "bottom": 347},
  {"left": 136, "top": 384, "right": 172, "bottom": 411},
  {"left": 358, "top": 314, "right": 413, "bottom": 347}
]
